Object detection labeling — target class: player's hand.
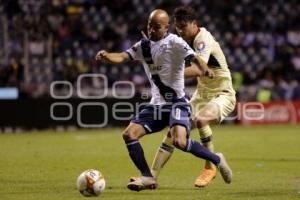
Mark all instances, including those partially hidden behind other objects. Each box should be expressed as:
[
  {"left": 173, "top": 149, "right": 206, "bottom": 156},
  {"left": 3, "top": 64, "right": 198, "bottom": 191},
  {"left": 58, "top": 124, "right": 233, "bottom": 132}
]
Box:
[
  {"left": 95, "top": 50, "right": 108, "bottom": 62},
  {"left": 204, "top": 68, "right": 215, "bottom": 79}
]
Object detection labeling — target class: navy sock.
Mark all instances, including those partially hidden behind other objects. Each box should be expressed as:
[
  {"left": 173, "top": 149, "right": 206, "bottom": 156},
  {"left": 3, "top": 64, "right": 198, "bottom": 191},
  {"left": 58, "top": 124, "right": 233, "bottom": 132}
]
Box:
[
  {"left": 186, "top": 139, "right": 220, "bottom": 165},
  {"left": 125, "top": 140, "right": 152, "bottom": 177}
]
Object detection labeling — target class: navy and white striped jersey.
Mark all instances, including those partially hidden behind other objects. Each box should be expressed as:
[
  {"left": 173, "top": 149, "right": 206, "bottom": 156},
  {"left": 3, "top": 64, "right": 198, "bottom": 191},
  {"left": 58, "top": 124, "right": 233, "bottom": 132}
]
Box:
[{"left": 126, "top": 33, "right": 195, "bottom": 105}]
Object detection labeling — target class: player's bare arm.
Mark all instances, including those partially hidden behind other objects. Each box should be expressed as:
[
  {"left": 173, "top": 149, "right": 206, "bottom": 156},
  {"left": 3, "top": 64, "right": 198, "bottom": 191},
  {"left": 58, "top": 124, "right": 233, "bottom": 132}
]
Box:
[
  {"left": 184, "top": 65, "right": 202, "bottom": 78},
  {"left": 95, "top": 50, "right": 130, "bottom": 64},
  {"left": 190, "top": 55, "right": 215, "bottom": 79}
]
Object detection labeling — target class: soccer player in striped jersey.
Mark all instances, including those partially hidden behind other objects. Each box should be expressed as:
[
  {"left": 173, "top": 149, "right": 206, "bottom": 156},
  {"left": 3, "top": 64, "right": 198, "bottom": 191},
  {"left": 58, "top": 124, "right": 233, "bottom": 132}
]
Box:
[
  {"left": 96, "top": 9, "right": 232, "bottom": 191},
  {"left": 149, "top": 6, "right": 236, "bottom": 188}
]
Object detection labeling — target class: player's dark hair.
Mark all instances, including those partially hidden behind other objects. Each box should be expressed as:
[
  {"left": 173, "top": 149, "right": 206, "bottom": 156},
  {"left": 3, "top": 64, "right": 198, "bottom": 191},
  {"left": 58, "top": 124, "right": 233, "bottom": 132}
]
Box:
[{"left": 173, "top": 6, "right": 197, "bottom": 23}]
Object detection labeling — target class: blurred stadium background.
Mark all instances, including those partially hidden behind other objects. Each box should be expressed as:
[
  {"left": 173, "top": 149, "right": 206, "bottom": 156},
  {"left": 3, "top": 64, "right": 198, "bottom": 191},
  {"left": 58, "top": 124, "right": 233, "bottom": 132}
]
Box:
[
  {"left": 0, "top": 0, "right": 300, "bottom": 130},
  {"left": 0, "top": 1, "right": 300, "bottom": 200}
]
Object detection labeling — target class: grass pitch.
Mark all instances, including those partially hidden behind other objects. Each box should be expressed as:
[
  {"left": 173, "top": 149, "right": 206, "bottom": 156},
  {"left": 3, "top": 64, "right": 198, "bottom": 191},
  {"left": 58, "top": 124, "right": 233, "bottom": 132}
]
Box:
[{"left": 0, "top": 125, "right": 299, "bottom": 200}]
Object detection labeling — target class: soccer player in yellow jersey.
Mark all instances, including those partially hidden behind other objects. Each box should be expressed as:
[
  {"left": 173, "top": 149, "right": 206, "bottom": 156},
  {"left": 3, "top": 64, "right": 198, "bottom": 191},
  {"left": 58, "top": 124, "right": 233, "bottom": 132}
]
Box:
[{"left": 149, "top": 6, "right": 236, "bottom": 188}]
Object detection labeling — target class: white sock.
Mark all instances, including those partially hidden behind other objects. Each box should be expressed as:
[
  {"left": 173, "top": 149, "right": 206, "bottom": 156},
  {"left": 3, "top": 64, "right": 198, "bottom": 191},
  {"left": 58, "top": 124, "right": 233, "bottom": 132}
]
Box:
[{"left": 151, "top": 136, "right": 174, "bottom": 178}]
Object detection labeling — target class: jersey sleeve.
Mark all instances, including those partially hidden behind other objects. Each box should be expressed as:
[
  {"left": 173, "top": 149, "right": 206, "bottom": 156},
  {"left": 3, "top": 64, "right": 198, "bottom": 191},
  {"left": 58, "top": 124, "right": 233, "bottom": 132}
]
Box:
[
  {"left": 172, "top": 35, "right": 195, "bottom": 60},
  {"left": 125, "top": 41, "right": 143, "bottom": 61},
  {"left": 194, "top": 33, "right": 213, "bottom": 63}
]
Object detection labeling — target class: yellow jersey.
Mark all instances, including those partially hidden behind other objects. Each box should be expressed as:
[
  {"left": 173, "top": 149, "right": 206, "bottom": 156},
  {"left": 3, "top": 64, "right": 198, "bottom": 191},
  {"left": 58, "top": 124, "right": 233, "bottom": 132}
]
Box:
[{"left": 193, "top": 27, "right": 235, "bottom": 97}]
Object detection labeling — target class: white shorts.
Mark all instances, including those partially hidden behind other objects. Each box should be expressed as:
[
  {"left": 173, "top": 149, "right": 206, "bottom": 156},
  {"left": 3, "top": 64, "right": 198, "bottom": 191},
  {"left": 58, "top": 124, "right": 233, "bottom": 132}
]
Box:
[{"left": 190, "top": 92, "right": 236, "bottom": 123}]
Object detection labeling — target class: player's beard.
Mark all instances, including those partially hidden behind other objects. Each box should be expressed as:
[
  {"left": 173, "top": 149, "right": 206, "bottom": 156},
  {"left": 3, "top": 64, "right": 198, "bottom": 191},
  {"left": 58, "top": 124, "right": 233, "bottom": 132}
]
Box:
[
  {"left": 148, "top": 30, "right": 163, "bottom": 41},
  {"left": 149, "top": 34, "right": 159, "bottom": 41},
  {"left": 151, "top": 33, "right": 166, "bottom": 41}
]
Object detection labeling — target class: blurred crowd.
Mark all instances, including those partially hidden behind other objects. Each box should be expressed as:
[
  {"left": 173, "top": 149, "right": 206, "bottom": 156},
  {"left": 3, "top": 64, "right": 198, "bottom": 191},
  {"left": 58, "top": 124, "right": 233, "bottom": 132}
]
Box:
[{"left": 0, "top": 0, "right": 299, "bottom": 101}]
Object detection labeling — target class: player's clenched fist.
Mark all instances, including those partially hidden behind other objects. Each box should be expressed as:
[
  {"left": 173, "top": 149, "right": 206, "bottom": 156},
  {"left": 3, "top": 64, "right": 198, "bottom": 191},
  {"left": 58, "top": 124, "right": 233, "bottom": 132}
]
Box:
[
  {"left": 204, "top": 68, "right": 215, "bottom": 79},
  {"left": 95, "top": 50, "right": 130, "bottom": 64},
  {"left": 95, "top": 50, "right": 108, "bottom": 62}
]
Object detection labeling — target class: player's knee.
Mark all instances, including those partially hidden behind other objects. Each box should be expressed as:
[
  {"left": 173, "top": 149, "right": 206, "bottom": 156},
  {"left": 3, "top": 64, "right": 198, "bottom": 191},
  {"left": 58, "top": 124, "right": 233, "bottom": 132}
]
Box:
[
  {"left": 193, "top": 115, "right": 208, "bottom": 128},
  {"left": 122, "top": 129, "right": 137, "bottom": 141},
  {"left": 173, "top": 137, "right": 187, "bottom": 150}
]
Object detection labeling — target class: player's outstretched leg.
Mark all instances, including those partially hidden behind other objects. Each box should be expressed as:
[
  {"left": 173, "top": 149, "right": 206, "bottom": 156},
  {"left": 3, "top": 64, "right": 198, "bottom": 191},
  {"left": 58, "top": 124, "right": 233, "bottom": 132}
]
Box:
[
  {"left": 184, "top": 139, "right": 232, "bottom": 183},
  {"left": 185, "top": 139, "right": 232, "bottom": 184},
  {"left": 171, "top": 125, "right": 232, "bottom": 184}
]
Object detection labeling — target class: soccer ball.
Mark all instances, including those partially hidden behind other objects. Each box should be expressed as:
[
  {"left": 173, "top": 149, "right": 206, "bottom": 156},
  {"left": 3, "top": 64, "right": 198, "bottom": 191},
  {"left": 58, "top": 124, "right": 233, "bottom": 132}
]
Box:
[{"left": 76, "top": 169, "right": 106, "bottom": 197}]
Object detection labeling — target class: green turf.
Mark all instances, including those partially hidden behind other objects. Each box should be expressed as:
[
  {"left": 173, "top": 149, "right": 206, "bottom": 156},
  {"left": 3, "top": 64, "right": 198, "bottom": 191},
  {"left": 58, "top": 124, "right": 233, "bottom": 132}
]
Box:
[{"left": 0, "top": 125, "right": 299, "bottom": 200}]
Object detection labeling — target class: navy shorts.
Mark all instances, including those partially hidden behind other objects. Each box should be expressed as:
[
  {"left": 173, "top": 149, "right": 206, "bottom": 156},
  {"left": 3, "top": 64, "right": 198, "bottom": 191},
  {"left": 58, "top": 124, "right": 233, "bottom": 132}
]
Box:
[{"left": 131, "top": 97, "right": 192, "bottom": 135}]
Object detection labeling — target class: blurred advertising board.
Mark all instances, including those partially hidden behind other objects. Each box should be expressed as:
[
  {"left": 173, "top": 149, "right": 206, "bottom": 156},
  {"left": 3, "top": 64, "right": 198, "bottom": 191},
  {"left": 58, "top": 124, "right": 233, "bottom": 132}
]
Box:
[{"left": 240, "top": 101, "right": 300, "bottom": 125}]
